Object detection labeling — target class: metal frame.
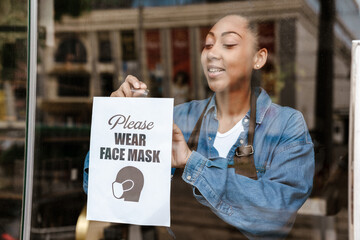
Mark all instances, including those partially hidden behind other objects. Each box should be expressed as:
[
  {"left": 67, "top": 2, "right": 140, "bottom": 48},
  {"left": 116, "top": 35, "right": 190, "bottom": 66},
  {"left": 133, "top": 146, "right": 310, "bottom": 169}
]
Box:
[
  {"left": 349, "top": 40, "right": 360, "bottom": 240},
  {"left": 21, "top": 0, "right": 38, "bottom": 239}
]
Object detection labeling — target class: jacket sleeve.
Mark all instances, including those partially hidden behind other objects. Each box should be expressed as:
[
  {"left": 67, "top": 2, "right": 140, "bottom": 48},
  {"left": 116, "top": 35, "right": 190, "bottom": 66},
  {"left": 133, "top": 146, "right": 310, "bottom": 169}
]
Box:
[
  {"left": 182, "top": 112, "right": 315, "bottom": 239},
  {"left": 83, "top": 152, "right": 89, "bottom": 194}
]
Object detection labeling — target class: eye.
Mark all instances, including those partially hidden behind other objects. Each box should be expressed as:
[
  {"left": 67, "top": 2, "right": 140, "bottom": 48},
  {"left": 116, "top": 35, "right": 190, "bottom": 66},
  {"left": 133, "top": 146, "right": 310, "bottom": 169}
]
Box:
[
  {"left": 223, "top": 44, "right": 237, "bottom": 48},
  {"left": 204, "top": 43, "right": 213, "bottom": 49}
]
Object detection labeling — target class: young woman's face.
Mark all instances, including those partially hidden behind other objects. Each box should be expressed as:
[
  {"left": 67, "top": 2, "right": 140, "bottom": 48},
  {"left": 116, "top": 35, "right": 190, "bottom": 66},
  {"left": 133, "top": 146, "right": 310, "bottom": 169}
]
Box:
[{"left": 201, "top": 15, "right": 256, "bottom": 93}]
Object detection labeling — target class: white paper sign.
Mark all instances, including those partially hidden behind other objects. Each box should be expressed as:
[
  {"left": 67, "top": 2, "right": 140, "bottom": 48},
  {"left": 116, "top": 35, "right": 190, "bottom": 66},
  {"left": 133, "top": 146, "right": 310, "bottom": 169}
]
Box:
[{"left": 87, "top": 97, "right": 174, "bottom": 227}]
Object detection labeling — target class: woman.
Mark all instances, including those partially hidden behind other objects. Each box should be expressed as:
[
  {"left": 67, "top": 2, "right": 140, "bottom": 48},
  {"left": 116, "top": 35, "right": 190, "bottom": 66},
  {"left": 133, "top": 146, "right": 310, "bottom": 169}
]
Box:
[{"left": 84, "top": 15, "right": 314, "bottom": 239}]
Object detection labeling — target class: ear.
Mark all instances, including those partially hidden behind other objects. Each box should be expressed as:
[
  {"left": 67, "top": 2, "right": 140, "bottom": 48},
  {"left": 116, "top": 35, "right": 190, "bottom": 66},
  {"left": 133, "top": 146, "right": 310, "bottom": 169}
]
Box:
[{"left": 253, "top": 48, "right": 268, "bottom": 70}]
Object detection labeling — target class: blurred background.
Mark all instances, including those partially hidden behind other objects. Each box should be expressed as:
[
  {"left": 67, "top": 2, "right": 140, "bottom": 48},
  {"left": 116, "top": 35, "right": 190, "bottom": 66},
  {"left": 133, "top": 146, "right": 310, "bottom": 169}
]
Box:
[{"left": 0, "top": 0, "right": 359, "bottom": 239}]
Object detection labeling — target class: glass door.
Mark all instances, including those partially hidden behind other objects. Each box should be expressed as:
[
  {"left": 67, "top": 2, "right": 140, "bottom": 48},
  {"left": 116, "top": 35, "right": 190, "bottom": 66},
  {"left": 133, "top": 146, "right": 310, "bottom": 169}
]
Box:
[{"left": 20, "top": 0, "right": 360, "bottom": 239}]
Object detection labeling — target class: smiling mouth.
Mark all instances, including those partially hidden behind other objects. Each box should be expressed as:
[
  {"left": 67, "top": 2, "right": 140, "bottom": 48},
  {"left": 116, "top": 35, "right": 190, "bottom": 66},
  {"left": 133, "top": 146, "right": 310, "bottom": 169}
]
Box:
[
  {"left": 207, "top": 67, "right": 225, "bottom": 78},
  {"left": 208, "top": 68, "right": 225, "bottom": 73}
]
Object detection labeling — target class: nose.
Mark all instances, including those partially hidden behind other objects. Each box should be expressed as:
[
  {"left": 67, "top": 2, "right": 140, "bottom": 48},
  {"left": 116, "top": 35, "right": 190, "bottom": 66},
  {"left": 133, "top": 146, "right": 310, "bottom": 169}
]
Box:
[{"left": 206, "top": 44, "right": 220, "bottom": 61}]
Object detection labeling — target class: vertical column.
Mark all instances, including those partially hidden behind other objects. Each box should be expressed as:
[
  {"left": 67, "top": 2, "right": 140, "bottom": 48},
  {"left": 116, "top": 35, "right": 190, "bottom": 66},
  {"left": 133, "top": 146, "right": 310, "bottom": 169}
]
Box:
[
  {"left": 4, "top": 81, "right": 16, "bottom": 120},
  {"left": 89, "top": 31, "right": 101, "bottom": 96},
  {"left": 189, "top": 27, "right": 204, "bottom": 100},
  {"left": 161, "top": 28, "right": 172, "bottom": 98},
  {"left": 279, "top": 18, "right": 296, "bottom": 108},
  {"left": 170, "top": 28, "right": 191, "bottom": 104},
  {"left": 110, "top": 30, "right": 122, "bottom": 89},
  {"left": 139, "top": 30, "right": 148, "bottom": 84},
  {"left": 144, "top": 29, "right": 162, "bottom": 97},
  {"left": 315, "top": 0, "right": 335, "bottom": 176},
  {"left": 38, "top": 0, "right": 54, "bottom": 99},
  {"left": 136, "top": 6, "right": 147, "bottom": 82},
  {"left": 38, "top": 0, "right": 54, "bottom": 47}
]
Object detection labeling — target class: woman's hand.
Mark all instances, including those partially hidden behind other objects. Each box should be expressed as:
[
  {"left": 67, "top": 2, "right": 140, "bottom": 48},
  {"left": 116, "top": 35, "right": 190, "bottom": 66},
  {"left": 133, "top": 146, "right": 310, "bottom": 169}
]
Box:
[
  {"left": 110, "top": 75, "right": 148, "bottom": 97},
  {"left": 172, "top": 123, "right": 192, "bottom": 168}
]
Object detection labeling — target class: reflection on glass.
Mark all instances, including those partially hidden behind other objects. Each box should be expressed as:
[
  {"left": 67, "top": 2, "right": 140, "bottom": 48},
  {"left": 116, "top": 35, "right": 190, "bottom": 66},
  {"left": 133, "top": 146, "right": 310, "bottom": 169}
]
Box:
[
  {"left": 145, "top": 29, "right": 162, "bottom": 98},
  {"left": 0, "top": 0, "right": 27, "bottom": 239},
  {"left": 28, "top": 0, "right": 359, "bottom": 239},
  {"left": 55, "top": 38, "right": 87, "bottom": 63}
]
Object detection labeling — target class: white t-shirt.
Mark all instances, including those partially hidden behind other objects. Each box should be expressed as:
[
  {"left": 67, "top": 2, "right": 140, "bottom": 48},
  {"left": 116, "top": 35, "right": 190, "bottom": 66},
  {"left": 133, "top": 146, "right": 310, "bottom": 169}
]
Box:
[{"left": 213, "top": 119, "right": 245, "bottom": 158}]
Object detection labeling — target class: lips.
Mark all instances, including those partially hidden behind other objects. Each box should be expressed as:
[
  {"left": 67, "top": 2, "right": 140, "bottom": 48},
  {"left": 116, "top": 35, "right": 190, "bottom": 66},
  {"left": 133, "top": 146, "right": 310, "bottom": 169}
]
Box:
[
  {"left": 208, "top": 68, "right": 224, "bottom": 72},
  {"left": 207, "top": 66, "right": 225, "bottom": 78}
]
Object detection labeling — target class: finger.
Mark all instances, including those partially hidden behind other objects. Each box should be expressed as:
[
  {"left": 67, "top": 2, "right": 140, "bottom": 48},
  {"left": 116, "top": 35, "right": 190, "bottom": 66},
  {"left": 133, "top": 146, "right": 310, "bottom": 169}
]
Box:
[
  {"left": 111, "top": 75, "right": 148, "bottom": 97},
  {"left": 127, "top": 76, "right": 148, "bottom": 93},
  {"left": 124, "top": 75, "right": 148, "bottom": 96},
  {"left": 111, "top": 85, "right": 128, "bottom": 97},
  {"left": 110, "top": 89, "right": 125, "bottom": 97},
  {"left": 111, "top": 80, "right": 133, "bottom": 97},
  {"left": 121, "top": 81, "right": 133, "bottom": 97},
  {"left": 125, "top": 75, "right": 142, "bottom": 89},
  {"left": 172, "top": 124, "right": 184, "bottom": 139},
  {"left": 139, "top": 81, "right": 147, "bottom": 90},
  {"left": 173, "top": 123, "right": 180, "bottom": 134}
]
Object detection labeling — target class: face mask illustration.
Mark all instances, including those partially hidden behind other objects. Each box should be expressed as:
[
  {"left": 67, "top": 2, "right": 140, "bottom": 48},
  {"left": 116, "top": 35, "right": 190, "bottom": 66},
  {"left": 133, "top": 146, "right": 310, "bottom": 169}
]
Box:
[
  {"left": 112, "top": 166, "right": 144, "bottom": 202},
  {"left": 112, "top": 180, "right": 134, "bottom": 199}
]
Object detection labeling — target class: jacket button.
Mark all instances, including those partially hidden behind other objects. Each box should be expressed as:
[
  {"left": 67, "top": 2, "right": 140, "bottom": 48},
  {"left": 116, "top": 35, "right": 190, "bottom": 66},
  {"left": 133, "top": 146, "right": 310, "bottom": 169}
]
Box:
[
  {"left": 240, "top": 139, "right": 244, "bottom": 144},
  {"left": 244, "top": 119, "right": 249, "bottom": 123},
  {"left": 187, "top": 175, "right": 191, "bottom": 180}
]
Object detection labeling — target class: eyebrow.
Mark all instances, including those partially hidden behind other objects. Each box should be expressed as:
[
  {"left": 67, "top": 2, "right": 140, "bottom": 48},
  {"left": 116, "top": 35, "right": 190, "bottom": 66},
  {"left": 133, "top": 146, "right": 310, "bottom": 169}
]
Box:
[
  {"left": 207, "top": 31, "right": 242, "bottom": 38},
  {"left": 221, "top": 31, "right": 242, "bottom": 38}
]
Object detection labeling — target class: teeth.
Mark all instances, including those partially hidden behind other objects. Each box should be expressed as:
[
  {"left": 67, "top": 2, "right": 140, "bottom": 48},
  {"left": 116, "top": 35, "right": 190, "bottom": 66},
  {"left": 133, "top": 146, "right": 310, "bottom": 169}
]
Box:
[{"left": 208, "top": 68, "right": 223, "bottom": 72}]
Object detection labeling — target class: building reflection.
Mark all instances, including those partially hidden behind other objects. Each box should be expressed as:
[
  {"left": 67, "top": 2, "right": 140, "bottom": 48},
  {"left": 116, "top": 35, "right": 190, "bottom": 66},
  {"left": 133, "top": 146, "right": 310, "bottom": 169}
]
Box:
[
  {"left": 0, "top": 0, "right": 358, "bottom": 239},
  {"left": 0, "top": 0, "right": 27, "bottom": 239}
]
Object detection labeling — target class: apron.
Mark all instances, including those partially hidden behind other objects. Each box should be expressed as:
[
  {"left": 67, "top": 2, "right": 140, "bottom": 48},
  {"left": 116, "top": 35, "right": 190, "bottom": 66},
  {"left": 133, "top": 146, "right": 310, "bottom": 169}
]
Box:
[{"left": 187, "top": 90, "right": 258, "bottom": 180}]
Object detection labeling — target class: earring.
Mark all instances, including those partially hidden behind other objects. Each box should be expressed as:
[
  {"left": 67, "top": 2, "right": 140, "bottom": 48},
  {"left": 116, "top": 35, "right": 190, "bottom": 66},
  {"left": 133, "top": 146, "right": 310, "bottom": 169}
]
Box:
[{"left": 255, "top": 64, "right": 260, "bottom": 69}]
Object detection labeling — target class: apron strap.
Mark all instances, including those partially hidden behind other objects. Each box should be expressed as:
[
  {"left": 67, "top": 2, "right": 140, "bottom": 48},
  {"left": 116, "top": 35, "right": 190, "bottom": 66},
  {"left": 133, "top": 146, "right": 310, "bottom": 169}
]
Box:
[
  {"left": 187, "top": 99, "right": 211, "bottom": 151},
  {"left": 230, "top": 90, "right": 258, "bottom": 180}
]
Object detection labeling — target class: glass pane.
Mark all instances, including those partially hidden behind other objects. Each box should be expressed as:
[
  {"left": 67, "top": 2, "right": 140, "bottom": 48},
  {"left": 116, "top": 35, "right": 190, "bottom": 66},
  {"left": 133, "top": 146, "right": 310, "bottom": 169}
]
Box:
[
  {"left": 0, "top": 0, "right": 28, "bottom": 239},
  {"left": 30, "top": 0, "right": 360, "bottom": 239}
]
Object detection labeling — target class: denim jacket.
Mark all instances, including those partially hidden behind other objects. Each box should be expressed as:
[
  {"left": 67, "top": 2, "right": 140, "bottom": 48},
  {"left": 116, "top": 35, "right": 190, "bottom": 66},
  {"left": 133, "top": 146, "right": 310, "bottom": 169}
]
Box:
[{"left": 83, "top": 88, "right": 314, "bottom": 239}]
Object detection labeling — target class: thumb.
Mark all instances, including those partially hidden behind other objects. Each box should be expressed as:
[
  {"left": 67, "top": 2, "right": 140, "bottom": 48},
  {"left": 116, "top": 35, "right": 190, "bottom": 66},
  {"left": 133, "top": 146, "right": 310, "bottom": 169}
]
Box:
[
  {"left": 173, "top": 123, "right": 181, "bottom": 134},
  {"left": 173, "top": 123, "right": 185, "bottom": 139}
]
